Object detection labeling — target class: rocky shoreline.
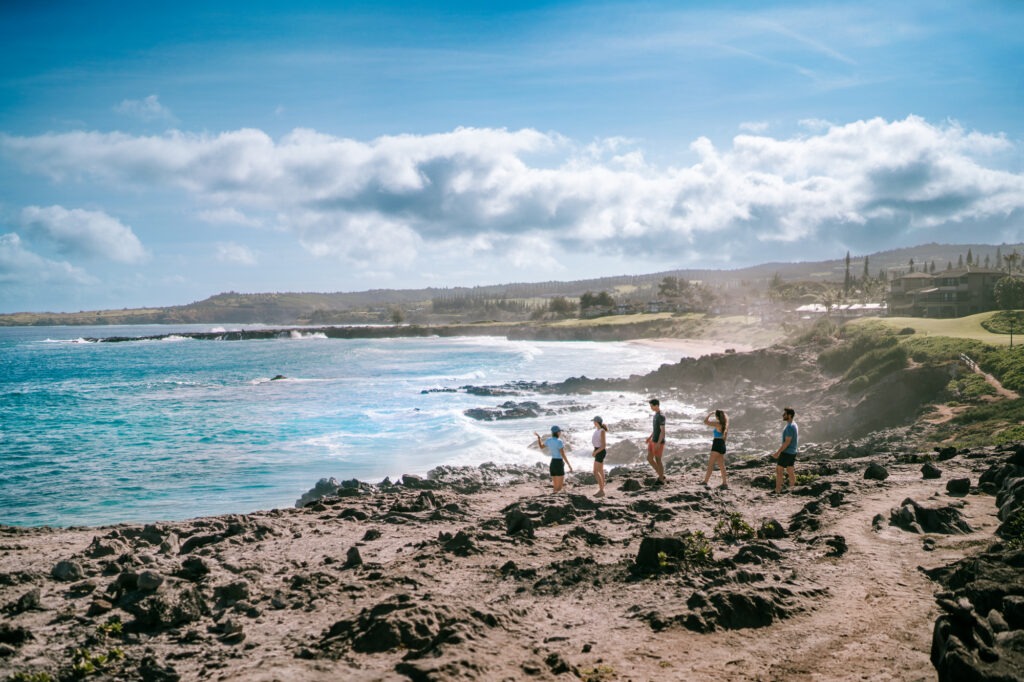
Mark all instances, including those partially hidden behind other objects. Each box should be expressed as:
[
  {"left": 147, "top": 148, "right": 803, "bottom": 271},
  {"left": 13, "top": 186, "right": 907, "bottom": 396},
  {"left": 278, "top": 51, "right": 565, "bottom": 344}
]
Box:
[
  {"left": 3, "top": 341, "right": 1023, "bottom": 681},
  {"left": 2, "top": 437, "right": 1021, "bottom": 681}
]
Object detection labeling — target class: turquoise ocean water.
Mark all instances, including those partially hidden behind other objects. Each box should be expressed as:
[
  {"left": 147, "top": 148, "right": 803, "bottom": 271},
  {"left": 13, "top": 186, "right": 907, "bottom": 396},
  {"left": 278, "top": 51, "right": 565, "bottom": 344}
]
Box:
[{"left": 0, "top": 325, "right": 697, "bottom": 527}]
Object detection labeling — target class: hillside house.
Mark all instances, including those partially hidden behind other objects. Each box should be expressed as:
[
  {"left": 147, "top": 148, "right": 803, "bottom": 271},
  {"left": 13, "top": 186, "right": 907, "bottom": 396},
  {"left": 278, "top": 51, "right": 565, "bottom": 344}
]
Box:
[{"left": 888, "top": 267, "right": 1007, "bottom": 317}]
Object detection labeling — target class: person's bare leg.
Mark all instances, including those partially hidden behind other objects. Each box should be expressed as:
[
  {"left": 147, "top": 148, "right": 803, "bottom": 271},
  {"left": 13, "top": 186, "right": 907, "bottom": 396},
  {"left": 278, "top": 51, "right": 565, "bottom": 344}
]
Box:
[
  {"left": 702, "top": 454, "right": 715, "bottom": 485},
  {"left": 775, "top": 465, "right": 784, "bottom": 493},
  {"left": 552, "top": 475, "right": 563, "bottom": 493},
  {"left": 786, "top": 466, "right": 796, "bottom": 489}
]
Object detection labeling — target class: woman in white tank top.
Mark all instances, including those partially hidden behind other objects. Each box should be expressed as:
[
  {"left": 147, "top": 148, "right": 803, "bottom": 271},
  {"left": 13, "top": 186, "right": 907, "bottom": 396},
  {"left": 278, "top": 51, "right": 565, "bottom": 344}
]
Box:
[{"left": 591, "top": 416, "right": 608, "bottom": 497}]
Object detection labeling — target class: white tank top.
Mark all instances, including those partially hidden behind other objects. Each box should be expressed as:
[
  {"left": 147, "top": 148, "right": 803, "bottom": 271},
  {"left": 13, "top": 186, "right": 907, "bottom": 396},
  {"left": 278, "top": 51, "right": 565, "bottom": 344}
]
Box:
[{"left": 592, "top": 428, "right": 604, "bottom": 448}]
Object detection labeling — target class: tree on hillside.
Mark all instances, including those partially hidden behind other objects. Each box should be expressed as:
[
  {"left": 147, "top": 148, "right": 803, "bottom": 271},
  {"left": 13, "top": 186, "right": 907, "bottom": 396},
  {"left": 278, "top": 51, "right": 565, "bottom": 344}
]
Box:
[
  {"left": 547, "top": 296, "right": 576, "bottom": 317},
  {"left": 985, "top": 254, "right": 991, "bottom": 268},
  {"left": 908, "top": 258, "right": 915, "bottom": 273},
  {"left": 967, "top": 248, "right": 973, "bottom": 266},
  {"left": 958, "top": 254, "right": 964, "bottom": 268},
  {"left": 862, "top": 256, "right": 870, "bottom": 282},
  {"left": 843, "top": 251, "right": 851, "bottom": 297},
  {"left": 995, "top": 276, "right": 1024, "bottom": 310},
  {"left": 1004, "top": 250, "right": 1022, "bottom": 274},
  {"left": 580, "top": 290, "right": 615, "bottom": 311}
]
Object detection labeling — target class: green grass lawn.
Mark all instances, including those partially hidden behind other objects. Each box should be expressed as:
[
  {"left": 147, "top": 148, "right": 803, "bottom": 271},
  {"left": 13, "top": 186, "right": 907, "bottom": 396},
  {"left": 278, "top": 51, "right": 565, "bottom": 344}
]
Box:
[{"left": 849, "top": 312, "right": 1019, "bottom": 346}]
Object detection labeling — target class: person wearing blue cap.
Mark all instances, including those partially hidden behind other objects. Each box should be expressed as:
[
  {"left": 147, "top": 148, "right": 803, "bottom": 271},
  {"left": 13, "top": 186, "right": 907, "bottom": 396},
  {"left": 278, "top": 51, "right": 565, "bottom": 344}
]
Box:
[{"left": 534, "top": 425, "right": 573, "bottom": 493}]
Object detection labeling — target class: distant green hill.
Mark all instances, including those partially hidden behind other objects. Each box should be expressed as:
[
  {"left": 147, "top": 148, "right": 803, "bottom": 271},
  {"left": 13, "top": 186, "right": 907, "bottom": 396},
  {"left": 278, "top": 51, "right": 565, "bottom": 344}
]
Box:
[{"left": 2, "top": 242, "right": 1020, "bottom": 326}]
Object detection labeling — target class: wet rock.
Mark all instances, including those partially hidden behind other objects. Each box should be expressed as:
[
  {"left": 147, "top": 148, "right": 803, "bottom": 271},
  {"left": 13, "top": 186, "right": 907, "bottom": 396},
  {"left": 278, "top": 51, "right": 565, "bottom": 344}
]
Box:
[
  {"left": 946, "top": 478, "right": 971, "bottom": 496},
  {"left": 864, "top": 463, "right": 890, "bottom": 481},
  {"left": 935, "top": 446, "right": 958, "bottom": 461},
  {"left": 922, "top": 462, "right": 943, "bottom": 479},
  {"left": 51, "top": 559, "right": 84, "bottom": 582},
  {"left": 463, "top": 400, "right": 542, "bottom": 421},
  {"left": 890, "top": 498, "right": 973, "bottom": 534},
  {"left": 362, "top": 528, "right": 383, "bottom": 541},
  {"left": 296, "top": 477, "right": 343, "bottom": 507}
]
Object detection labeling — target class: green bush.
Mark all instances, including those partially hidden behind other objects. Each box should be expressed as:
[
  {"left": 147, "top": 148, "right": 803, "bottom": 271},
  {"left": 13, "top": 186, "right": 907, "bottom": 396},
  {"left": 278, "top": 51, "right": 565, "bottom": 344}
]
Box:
[
  {"left": 819, "top": 326, "right": 898, "bottom": 374},
  {"left": 902, "top": 336, "right": 990, "bottom": 365},
  {"left": 947, "top": 374, "right": 996, "bottom": 401},
  {"left": 842, "top": 344, "right": 908, "bottom": 385},
  {"left": 7, "top": 673, "right": 55, "bottom": 682},
  {"left": 847, "top": 375, "right": 870, "bottom": 393},
  {"left": 1001, "top": 507, "right": 1024, "bottom": 550}
]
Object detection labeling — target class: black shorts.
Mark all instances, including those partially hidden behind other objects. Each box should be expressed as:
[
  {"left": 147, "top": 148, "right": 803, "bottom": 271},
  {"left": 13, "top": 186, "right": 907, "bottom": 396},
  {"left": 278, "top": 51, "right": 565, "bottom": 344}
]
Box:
[
  {"left": 711, "top": 438, "right": 726, "bottom": 455},
  {"left": 550, "top": 459, "right": 565, "bottom": 477},
  {"left": 778, "top": 452, "right": 797, "bottom": 468},
  {"left": 593, "top": 449, "right": 606, "bottom": 463}
]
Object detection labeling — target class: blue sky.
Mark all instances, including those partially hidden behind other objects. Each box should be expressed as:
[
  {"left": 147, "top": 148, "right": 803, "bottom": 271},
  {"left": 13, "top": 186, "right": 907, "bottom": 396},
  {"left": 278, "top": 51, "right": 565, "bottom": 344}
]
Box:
[{"left": 1, "top": 0, "right": 1022, "bottom": 312}]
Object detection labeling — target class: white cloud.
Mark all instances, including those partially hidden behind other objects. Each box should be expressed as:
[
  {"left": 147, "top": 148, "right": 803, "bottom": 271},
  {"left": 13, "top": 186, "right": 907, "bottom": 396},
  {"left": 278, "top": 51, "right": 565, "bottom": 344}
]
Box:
[
  {"left": 2, "top": 117, "right": 1022, "bottom": 269},
  {"left": 0, "top": 232, "right": 95, "bottom": 285},
  {"left": 114, "top": 95, "right": 177, "bottom": 123},
  {"left": 739, "top": 121, "right": 770, "bottom": 133},
  {"left": 215, "top": 242, "right": 258, "bottom": 266},
  {"left": 19, "top": 206, "right": 148, "bottom": 263}
]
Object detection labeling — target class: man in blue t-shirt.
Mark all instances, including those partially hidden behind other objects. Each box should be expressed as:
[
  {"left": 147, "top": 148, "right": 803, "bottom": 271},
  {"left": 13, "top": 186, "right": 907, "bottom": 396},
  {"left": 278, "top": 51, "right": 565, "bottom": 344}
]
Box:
[{"left": 771, "top": 407, "right": 798, "bottom": 494}]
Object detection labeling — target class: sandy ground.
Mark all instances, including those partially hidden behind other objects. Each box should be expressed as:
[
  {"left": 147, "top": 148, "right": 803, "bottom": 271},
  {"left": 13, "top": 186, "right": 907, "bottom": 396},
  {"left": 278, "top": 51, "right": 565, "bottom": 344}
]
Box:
[{"left": 0, "top": 450, "right": 1001, "bottom": 682}]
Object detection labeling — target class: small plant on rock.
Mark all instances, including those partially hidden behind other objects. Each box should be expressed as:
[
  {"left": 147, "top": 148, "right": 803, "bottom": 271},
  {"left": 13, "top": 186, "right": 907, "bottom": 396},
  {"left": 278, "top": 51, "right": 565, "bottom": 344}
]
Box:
[
  {"left": 1001, "top": 507, "right": 1024, "bottom": 551},
  {"left": 70, "top": 647, "right": 125, "bottom": 678},
  {"left": 7, "top": 673, "right": 55, "bottom": 682},
  {"left": 795, "top": 473, "right": 819, "bottom": 486},
  {"left": 714, "top": 513, "right": 755, "bottom": 543}
]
